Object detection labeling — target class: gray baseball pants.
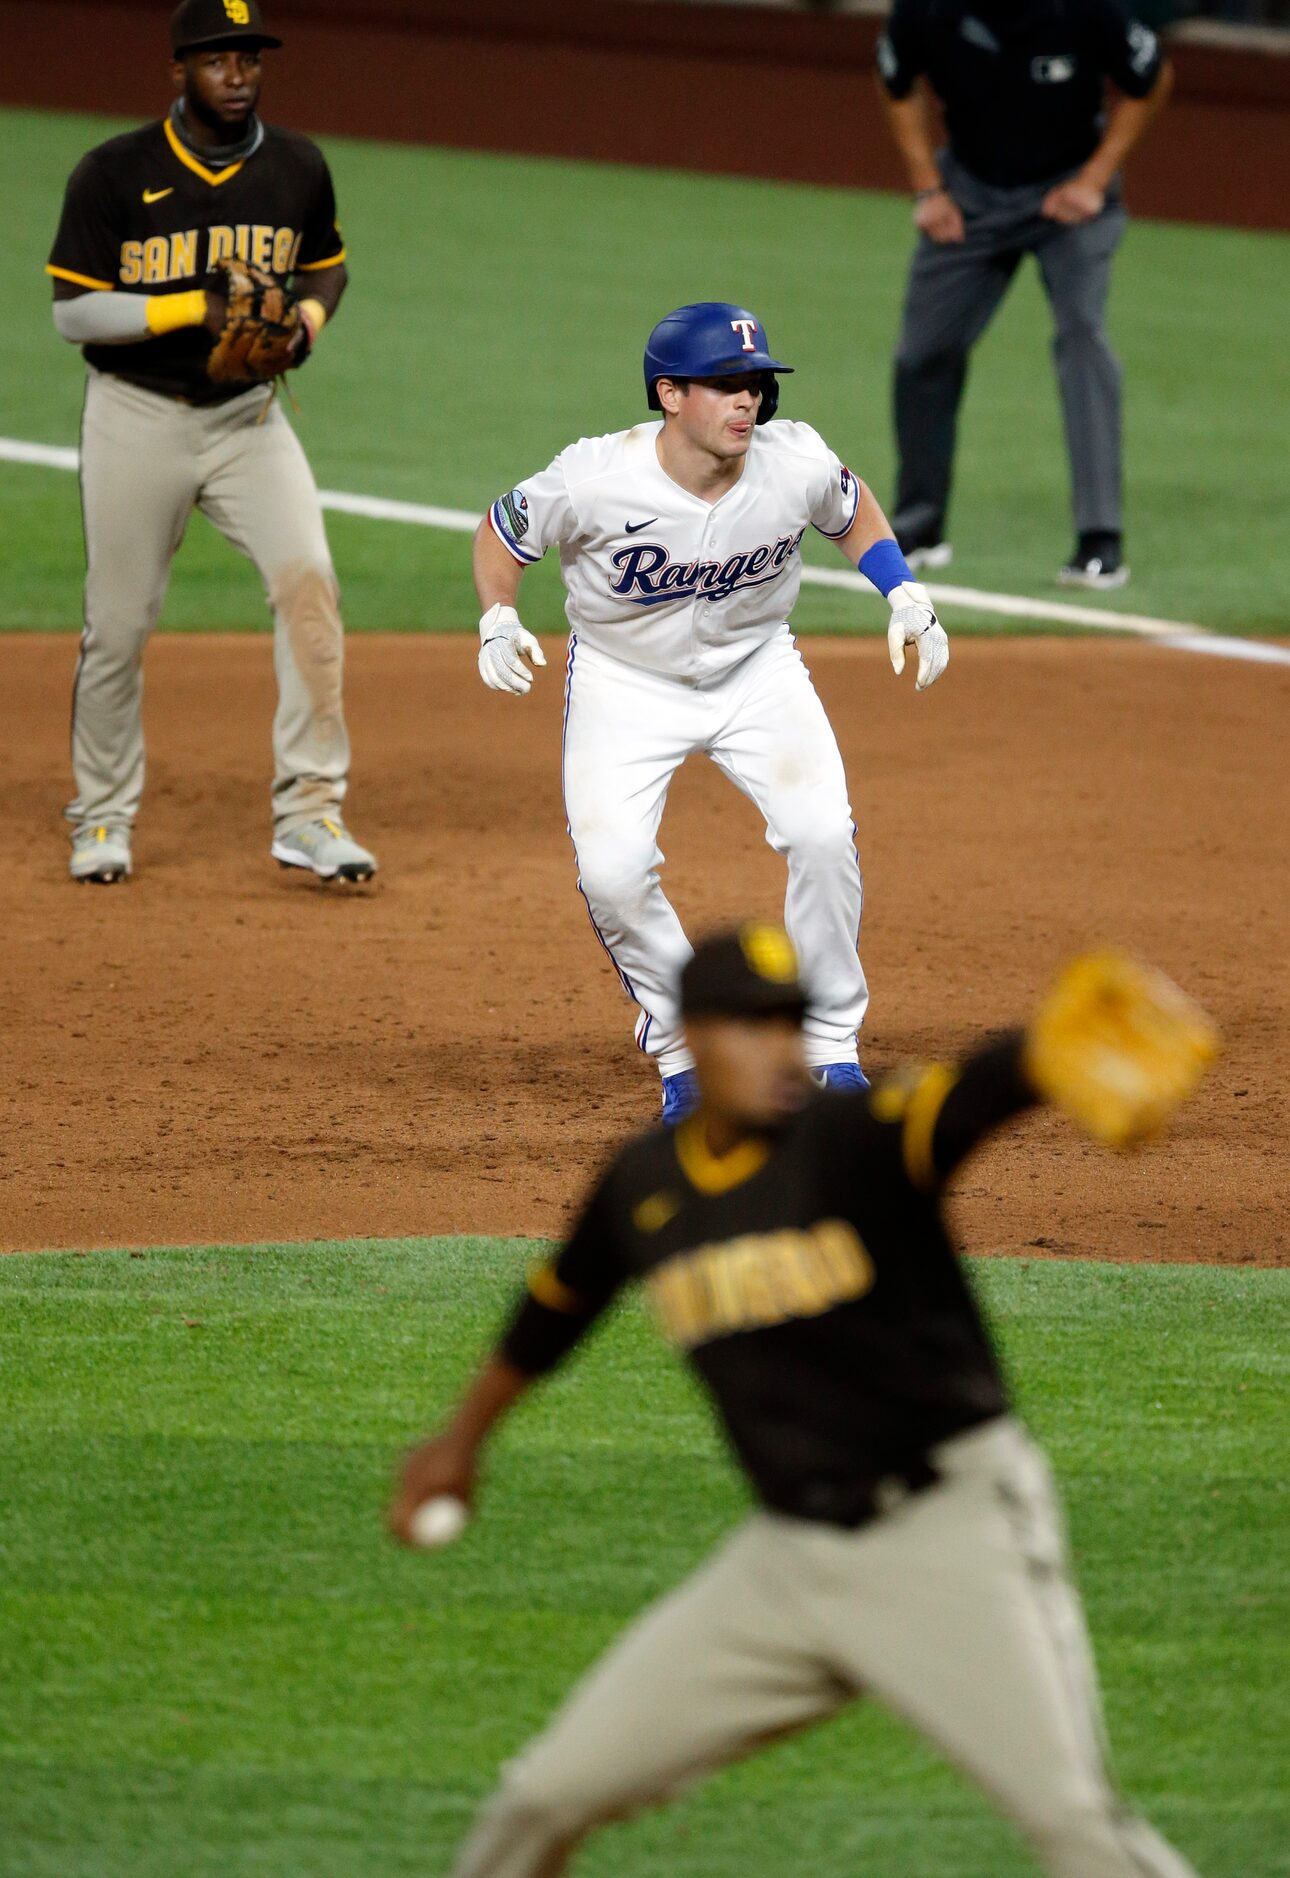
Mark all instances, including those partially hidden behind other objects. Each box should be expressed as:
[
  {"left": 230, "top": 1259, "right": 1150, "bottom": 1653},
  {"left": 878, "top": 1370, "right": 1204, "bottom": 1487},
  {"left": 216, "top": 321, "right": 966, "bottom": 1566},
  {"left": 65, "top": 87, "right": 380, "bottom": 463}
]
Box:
[
  {"left": 892, "top": 154, "right": 1127, "bottom": 547},
  {"left": 451, "top": 1418, "right": 1198, "bottom": 1878},
  {"left": 68, "top": 368, "right": 350, "bottom": 838}
]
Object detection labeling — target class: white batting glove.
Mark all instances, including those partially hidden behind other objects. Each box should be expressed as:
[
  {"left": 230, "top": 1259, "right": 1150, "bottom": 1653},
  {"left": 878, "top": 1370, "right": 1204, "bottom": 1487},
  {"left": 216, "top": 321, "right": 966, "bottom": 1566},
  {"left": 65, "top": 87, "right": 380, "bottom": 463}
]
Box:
[
  {"left": 478, "top": 602, "right": 547, "bottom": 696},
  {"left": 887, "top": 580, "right": 949, "bottom": 691}
]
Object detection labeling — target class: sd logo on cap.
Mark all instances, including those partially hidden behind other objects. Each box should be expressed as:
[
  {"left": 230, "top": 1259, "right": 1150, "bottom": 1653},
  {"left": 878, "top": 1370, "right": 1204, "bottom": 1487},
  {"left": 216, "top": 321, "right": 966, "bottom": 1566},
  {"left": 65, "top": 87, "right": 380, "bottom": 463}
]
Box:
[{"left": 170, "top": 0, "right": 282, "bottom": 55}]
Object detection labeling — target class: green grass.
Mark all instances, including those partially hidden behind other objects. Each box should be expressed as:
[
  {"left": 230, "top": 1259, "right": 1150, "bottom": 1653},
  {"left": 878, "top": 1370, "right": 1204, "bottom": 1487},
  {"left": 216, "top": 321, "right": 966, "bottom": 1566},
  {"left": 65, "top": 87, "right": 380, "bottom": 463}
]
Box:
[
  {"left": 0, "top": 1240, "right": 1286, "bottom": 1876},
  {"left": 3, "top": 106, "right": 1288, "bottom": 635}
]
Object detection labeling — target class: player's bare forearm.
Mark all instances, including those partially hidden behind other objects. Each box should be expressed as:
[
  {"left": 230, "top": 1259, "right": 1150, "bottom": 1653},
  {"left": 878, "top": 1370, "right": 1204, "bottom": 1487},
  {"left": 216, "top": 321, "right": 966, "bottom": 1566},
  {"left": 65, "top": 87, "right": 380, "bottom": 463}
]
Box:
[
  {"left": 388, "top": 1354, "right": 532, "bottom": 1541},
  {"left": 473, "top": 517, "right": 525, "bottom": 612},
  {"left": 834, "top": 482, "right": 898, "bottom": 564},
  {"left": 1045, "top": 67, "right": 1173, "bottom": 221},
  {"left": 438, "top": 1352, "right": 533, "bottom": 1457},
  {"left": 878, "top": 82, "right": 943, "bottom": 195},
  {"left": 879, "top": 83, "right": 965, "bottom": 241},
  {"left": 1080, "top": 65, "right": 1173, "bottom": 191}
]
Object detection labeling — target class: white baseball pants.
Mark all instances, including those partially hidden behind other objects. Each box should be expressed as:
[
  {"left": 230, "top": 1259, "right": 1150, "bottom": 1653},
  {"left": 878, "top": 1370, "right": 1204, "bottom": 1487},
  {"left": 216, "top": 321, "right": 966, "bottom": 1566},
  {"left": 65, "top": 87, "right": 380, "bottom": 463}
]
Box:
[{"left": 561, "top": 630, "right": 868, "bottom": 1077}]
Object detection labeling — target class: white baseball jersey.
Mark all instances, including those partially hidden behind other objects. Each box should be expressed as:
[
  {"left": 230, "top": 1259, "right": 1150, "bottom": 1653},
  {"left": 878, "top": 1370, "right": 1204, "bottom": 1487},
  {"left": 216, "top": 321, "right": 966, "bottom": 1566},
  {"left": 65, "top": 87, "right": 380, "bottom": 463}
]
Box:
[{"left": 488, "top": 419, "right": 860, "bottom": 682}]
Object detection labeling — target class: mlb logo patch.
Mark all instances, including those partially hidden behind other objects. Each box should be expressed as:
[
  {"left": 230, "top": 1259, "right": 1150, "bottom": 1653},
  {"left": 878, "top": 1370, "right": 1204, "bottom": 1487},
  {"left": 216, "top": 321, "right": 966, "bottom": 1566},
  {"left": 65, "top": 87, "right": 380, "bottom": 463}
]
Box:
[{"left": 840, "top": 466, "right": 852, "bottom": 497}]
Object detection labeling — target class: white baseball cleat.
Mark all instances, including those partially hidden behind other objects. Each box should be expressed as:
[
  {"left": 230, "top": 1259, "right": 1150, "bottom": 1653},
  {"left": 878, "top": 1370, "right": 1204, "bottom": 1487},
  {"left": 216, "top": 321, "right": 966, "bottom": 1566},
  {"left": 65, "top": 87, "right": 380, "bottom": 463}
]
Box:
[
  {"left": 69, "top": 822, "right": 132, "bottom": 883},
  {"left": 271, "top": 818, "right": 378, "bottom": 882},
  {"left": 905, "top": 541, "right": 953, "bottom": 573}
]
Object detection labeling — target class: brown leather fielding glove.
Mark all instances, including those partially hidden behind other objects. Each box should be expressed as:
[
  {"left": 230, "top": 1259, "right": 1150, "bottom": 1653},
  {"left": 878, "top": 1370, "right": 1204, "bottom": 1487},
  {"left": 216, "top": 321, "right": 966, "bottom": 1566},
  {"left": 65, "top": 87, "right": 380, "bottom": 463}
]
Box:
[
  {"left": 206, "top": 257, "right": 303, "bottom": 384},
  {"left": 1024, "top": 952, "right": 1218, "bottom": 1149}
]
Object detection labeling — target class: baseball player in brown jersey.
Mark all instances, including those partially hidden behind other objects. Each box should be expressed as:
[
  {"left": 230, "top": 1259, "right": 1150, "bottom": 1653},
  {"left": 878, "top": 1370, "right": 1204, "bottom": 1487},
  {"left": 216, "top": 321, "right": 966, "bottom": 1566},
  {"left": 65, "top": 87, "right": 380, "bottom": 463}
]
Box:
[
  {"left": 47, "top": 0, "right": 376, "bottom": 884},
  {"left": 391, "top": 929, "right": 1216, "bottom": 1877}
]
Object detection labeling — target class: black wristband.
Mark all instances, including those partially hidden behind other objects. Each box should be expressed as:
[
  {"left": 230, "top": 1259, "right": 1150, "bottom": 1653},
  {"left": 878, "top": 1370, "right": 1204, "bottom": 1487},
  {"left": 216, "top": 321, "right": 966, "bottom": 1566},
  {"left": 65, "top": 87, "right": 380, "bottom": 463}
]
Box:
[{"left": 915, "top": 184, "right": 946, "bottom": 203}]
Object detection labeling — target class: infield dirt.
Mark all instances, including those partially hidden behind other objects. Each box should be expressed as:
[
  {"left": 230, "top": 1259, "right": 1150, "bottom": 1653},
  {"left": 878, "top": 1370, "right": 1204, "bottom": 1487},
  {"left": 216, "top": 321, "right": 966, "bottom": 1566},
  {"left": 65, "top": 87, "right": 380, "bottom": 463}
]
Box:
[{"left": 3, "top": 633, "right": 1286, "bottom": 1264}]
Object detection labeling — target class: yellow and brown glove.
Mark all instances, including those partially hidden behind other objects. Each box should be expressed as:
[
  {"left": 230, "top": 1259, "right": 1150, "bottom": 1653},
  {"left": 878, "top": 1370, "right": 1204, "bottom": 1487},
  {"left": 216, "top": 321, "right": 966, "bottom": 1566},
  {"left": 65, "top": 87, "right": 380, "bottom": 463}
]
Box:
[
  {"left": 1024, "top": 951, "right": 1218, "bottom": 1150},
  {"left": 206, "top": 257, "right": 303, "bottom": 384}
]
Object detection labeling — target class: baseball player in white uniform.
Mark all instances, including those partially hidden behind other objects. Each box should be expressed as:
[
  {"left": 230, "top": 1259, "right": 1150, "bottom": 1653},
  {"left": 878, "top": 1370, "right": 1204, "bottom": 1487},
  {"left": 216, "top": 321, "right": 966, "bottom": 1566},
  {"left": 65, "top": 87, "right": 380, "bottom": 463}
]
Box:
[{"left": 473, "top": 302, "right": 949, "bottom": 1120}]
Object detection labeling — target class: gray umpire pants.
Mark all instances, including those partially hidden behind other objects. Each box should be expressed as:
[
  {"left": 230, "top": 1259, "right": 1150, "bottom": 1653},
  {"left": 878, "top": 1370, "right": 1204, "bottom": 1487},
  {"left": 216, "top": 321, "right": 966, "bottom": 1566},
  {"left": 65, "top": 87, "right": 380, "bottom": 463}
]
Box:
[
  {"left": 892, "top": 152, "right": 1127, "bottom": 547},
  {"left": 451, "top": 1418, "right": 1199, "bottom": 1877},
  {"left": 68, "top": 368, "right": 350, "bottom": 837}
]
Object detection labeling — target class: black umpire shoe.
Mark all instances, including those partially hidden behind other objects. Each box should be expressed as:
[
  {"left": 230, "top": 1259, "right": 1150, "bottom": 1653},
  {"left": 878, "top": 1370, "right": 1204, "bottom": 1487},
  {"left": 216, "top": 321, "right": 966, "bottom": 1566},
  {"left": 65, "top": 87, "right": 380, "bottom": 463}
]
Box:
[{"left": 1058, "top": 532, "right": 1129, "bottom": 590}]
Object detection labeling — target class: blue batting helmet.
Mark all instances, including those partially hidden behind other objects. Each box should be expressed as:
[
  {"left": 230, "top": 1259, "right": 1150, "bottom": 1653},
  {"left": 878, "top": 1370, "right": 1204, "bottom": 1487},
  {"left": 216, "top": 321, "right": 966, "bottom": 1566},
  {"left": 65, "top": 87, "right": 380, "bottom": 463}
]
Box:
[{"left": 643, "top": 302, "right": 793, "bottom": 424}]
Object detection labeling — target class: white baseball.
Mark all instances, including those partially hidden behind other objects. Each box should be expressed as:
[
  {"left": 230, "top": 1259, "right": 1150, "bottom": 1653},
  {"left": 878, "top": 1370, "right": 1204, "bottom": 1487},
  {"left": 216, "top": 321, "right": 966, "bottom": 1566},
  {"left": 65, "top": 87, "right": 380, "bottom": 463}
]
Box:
[{"left": 408, "top": 1495, "right": 469, "bottom": 1549}]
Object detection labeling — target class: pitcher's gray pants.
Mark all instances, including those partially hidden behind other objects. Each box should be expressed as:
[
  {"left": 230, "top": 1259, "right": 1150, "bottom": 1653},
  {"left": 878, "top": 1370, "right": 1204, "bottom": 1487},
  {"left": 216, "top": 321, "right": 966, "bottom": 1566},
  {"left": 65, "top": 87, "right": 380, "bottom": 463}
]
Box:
[
  {"left": 892, "top": 154, "right": 1127, "bottom": 548},
  {"left": 69, "top": 369, "right": 350, "bottom": 837},
  {"left": 452, "top": 1419, "right": 1199, "bottom": 1878}
]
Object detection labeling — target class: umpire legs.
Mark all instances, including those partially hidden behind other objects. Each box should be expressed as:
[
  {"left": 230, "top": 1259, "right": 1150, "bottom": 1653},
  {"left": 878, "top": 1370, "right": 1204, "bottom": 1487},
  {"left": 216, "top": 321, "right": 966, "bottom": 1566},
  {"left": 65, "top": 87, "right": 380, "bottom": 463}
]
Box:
[
  {"left": 1036, "top": 205, "right": 1127, "bottom": 538},
  {"left": 892, "top": 231, "right": 1021, "bottom": 548}
]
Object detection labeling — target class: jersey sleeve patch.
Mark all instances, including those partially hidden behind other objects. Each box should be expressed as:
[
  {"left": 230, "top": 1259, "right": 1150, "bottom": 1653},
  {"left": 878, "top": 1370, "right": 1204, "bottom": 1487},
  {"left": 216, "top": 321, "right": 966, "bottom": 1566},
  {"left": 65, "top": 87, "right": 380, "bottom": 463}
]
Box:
[
  {"left": 489, "top": 490, "right": 542, "bottom": 565},
  {"left": 809, "top": 451, "right": 862, "bottom": 542},
  {"left": 813, "top": 462, "right": 861, "bottom": 540},
  {"left": 875, "top": 11, "right": 921, "bottom": 98}
]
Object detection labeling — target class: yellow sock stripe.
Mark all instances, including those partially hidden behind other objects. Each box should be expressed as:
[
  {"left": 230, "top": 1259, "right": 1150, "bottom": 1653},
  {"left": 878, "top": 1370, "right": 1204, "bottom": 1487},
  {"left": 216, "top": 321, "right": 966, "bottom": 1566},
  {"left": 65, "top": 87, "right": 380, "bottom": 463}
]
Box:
[{"left": 900, "top": 1063, "right": 958, "bottom": 1189}]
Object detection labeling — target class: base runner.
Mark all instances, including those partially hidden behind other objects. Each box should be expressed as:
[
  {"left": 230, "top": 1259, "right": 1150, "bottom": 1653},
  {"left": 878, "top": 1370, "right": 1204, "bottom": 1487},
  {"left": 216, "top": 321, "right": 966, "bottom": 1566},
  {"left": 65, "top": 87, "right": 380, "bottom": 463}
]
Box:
[
  {"left": 47, "top": 0, "right": 376, "bottom": 884},
  {"left": 392, "top": 928, "right": 1215, "bottom": 1878},
  {"left": 472, "top": 302, "right": 949, "bottom": 1121}
]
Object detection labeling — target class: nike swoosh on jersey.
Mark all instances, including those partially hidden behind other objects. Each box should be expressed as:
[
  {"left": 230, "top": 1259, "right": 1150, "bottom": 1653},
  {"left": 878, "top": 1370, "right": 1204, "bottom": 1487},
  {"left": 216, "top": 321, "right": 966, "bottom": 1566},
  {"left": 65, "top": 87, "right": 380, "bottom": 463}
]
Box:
[
  {"left": 143, "top": 187, "right": 174, "bottom": 204},
  {"left": 624, "top": 518, "right": 659, "bottom": 534}
]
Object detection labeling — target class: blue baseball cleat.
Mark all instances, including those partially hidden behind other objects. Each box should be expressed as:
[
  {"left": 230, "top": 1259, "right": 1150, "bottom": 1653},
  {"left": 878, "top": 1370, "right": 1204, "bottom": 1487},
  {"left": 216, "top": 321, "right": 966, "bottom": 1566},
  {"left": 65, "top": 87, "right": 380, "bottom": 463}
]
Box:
[
  {"left": 811, "top": 1063, "right": 871, "bottom": 1093},
  {"left": 660, "top": 1069, "right": 700, "bottom": 1125}
]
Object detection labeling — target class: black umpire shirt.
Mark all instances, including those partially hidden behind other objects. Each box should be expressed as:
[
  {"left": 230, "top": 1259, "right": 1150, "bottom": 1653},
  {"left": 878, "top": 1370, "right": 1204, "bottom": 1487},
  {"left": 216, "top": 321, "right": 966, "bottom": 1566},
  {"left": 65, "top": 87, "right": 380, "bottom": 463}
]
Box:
[
  {"left": 877, "top": 0, "right": 1165, "bottom": 187},
  {"left": 502, "top": 1037, "right": 1037, "bottom": 1529}
]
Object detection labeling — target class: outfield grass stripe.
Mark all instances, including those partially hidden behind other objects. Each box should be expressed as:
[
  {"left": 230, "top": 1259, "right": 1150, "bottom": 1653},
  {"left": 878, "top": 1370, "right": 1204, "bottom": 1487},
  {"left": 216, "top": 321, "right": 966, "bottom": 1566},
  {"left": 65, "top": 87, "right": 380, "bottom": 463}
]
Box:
[{"left": 6, "top": 433, "right": 1287, "bottom": 665}]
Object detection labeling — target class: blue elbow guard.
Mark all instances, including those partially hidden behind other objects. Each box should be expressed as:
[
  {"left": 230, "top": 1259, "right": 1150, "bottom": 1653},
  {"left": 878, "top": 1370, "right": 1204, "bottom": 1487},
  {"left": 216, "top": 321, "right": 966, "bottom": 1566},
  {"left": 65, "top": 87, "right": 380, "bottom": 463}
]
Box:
[{"left": 858, "top": 539, "right": 912, "bottom": 598}]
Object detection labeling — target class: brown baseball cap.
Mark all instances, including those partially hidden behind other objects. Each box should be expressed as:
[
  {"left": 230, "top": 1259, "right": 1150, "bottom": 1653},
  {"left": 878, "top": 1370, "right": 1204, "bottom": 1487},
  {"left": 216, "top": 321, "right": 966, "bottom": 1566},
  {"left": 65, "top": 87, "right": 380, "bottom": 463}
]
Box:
[{"left": 171, "top": 0, "right": 282, "bottom": 55}]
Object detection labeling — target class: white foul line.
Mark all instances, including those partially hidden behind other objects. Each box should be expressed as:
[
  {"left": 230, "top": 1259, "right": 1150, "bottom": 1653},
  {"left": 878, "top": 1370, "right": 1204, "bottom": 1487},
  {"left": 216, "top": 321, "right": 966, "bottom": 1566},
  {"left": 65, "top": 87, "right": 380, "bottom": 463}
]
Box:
[
  {"left": 803, "top": 562, "right": 1184, "bottom": 638},
  {"left": 3, "top": 436, "right": 1286, "bottom": 665}
]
